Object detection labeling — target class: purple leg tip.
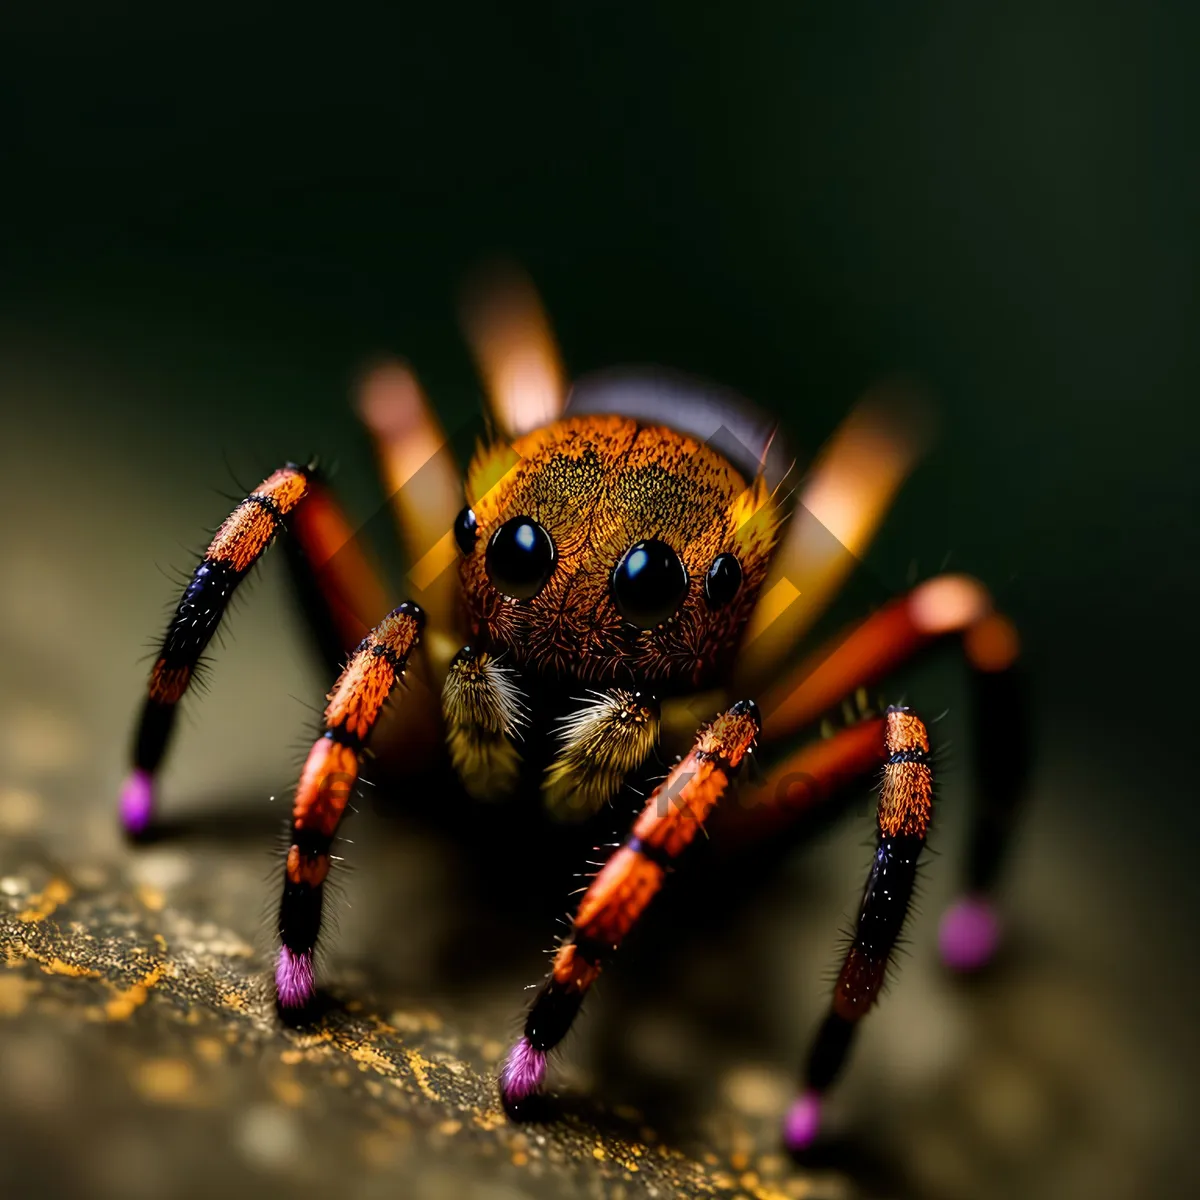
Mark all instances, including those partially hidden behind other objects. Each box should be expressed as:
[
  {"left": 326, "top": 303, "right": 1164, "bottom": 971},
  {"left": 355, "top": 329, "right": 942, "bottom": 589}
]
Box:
[
  {"left": 119, "top": 769, "right": 155, "bottom": 835},
  {"left": 939, "top": 895, "right": 1002, "bottom": 972},
  {"left": 499, "top": 1037, "right": 547, "bottom": 1114},
  {"left": 783, "top": 1090, "right": 822, "bottom": 1152},
  {"left": 275, "top": 947, "right": 316, "bottom": 1008}
]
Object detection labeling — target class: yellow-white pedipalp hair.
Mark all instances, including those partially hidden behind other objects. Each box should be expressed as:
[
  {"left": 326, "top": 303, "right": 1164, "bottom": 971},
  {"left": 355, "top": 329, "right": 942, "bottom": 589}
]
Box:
[
  {"left": 441, "top": 650, "right": 529, "bottom": 801},
  {"left": 542, "top": 689, "right": 660, "bottom": 821}
]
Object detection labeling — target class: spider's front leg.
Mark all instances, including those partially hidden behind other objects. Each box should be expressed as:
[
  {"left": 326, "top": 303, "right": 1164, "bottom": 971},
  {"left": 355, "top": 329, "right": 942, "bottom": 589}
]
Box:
[
  {"left": 121, "top": 464, "right": 390, "bottom": 835},
  {"left": 275, "top": 602, "right": 424, "bottom": 1012},
  {"left": 121, "top": 466, "right": 311, "bottom": 834},
  {"left": 499, "top": 699, "right": 762, "bottom": 1116}
]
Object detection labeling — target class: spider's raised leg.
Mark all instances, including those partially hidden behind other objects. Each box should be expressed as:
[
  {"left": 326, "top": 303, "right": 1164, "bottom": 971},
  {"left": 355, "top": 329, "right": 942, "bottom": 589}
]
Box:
[
  {"left": 756, "top": 574, "right": 1030, "bottom": 972},
  {"left": 275, "top": 602, "right": 424, "bottom": 1013},
  {"left": 121, "top": 465, "right": 395, "bottom": 837},
  {"left": 499, "top": 699, "right": 761, "bottom": 1116},
  {"left": 461, "top": 262, "right": 567, "bottom": 440},
  {"left": 121, "top": 465, "right": 311, "bottom": 836}
]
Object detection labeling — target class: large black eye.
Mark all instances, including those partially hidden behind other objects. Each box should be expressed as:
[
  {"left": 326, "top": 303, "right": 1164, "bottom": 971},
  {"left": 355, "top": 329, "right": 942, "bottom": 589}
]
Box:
[
  {"left": 611, "top": 539, "right": 689, "bottom": 629},
  {"left": 704, "top": 553, "right": 743, "bottom": 608},
  {"left": 454, "top": 506, "right": 478, "bottom": 554},
  {"left": 486, "top": 516, "right": 556, "bottom": 600}
]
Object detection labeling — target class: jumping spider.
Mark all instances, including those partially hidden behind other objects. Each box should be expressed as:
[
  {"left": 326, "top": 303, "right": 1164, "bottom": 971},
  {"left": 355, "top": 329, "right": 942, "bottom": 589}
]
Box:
[{"left": 120, "top": 273, "right": 1027, "bottom": 1150}]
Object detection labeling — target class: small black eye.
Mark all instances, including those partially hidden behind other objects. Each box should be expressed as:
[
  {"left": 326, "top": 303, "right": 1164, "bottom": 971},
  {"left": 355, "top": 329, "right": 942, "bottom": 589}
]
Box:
[
  {"left": 486, "top": 516, "right": 556, "bottom": 600},
  {"left": 454, "top": 506, "right": 478, "bottom": 554},
  {"left": 704, "top": 553, "right": 743, "bottom": 608},
  {"left": 611, "top": 539, "right": 689, "bottom": 629}
]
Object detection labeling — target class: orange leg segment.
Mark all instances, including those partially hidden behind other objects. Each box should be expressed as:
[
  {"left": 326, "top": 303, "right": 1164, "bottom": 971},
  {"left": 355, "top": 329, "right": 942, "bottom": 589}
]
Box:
[
  {"left": 284, "top": 475, "right": 393, "bottom": 672},
  {"left": 274, "top": 602, "right": 424, "bottom": 1013},
  {"left": 757, "top": 573, "right": 998, "bottom": 746},
  {"left": 783, "top": 706, "right": 936, "bottom": 1152},
  {"left": 121, "top": 465, "right": 311, "bottom": 837},
  {"left": 754, "top": 573, "right": 1029, "bottom": 977},
  {"left": 499, "top": 700, "right": 762, "bottom": 1116}
]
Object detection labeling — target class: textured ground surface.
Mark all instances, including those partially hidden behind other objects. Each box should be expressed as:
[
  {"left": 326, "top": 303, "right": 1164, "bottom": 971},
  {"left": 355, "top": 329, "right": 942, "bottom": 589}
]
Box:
[
  {"left": 0, "top": 677, "right": 1192, "bottom": 1200},
  {"left": 1, "top": 851, "right": 828, "bottom": 1200}
]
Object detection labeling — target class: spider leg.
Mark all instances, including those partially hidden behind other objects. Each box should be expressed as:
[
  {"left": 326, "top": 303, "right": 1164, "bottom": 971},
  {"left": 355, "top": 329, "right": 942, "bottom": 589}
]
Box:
[
  {"left": 275, "top": 602, "right": 424, "bottom": 1013},
  {"left": 500, "top": 699, "right": 762, "bottom": 1117},
  {"left": 736, "top": 386, "right": 930, "bottom": 693},
  {"left": 120, "top": 465, "right": 311, "bottom": 837},
  {"left": 728, "top": 715, "right": 889, "bottom": 844},
  {"left": 541, "top": 688, "right": 661, "bottom": 820},
  {"left": 283, "top": 473, "right": 393, "bottom": 675},
  {"left": 357, "top": 362, "right": 465, "bottom": 680},
  {"left": 778, "top": 706, "right": 935, "bottom": 1153},
  {"left": 461, "top": 262, "right": 567, "bottom": 440},
  {"left": 755, "top": 574, "right": 1029, "bottom": 972}
]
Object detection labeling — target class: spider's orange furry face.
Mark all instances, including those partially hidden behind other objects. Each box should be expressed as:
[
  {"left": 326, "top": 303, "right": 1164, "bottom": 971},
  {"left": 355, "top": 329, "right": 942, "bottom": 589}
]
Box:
[{"left": 456, "top": 414, "right": 781, "bottom": 690}]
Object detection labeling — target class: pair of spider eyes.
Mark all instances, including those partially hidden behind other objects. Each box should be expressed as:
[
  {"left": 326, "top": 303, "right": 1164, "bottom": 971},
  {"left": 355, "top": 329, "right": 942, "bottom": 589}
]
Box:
[{"left": 454, "top": 506, "right": 743, "bottom": 627}]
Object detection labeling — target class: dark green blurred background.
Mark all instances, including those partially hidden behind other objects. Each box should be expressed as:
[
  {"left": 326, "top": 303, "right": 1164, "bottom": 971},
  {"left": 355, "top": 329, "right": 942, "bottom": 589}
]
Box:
[
  {"left": 1, "top": 4, "right": 1197, "bottom": 1198},
  {"left": 5, "top": 3, "right": 1197, "bottom": 726}
]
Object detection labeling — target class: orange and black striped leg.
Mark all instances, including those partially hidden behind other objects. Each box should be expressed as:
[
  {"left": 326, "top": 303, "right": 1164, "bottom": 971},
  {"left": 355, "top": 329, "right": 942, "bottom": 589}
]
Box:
[
  {"left": 275, "top": 602, "right": 424, "bottom": 1014},
  {"left": 500, "top": 699, "right": 762, "bottom": 1117},
  {"left": 121, "top": 465, "right": 310, "bottom": 837},
  {"left": 756, "top": 575, "right": 1029, "bottom": 972},
  {"left": 783, "top": 705, "right": 934, "bottom": 1153}
]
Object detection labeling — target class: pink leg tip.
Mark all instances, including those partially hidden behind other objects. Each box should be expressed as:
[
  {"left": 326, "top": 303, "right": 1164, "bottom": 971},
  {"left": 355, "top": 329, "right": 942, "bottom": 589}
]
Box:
[
  {"left": 275, "top": 947, "right": 316, "bottom": 1008},
  {"left": 499, "top": 1037, "right": 547, "bottom": 1115},
  {"left": 783, "top": 1090, "right": 822, "bottom": 1152},
  {"left": 119, "top": 769, "right": 155, "bottom": 836},
  {"left": 939, "top": 895, "right": 1001, "bottom": 972}
]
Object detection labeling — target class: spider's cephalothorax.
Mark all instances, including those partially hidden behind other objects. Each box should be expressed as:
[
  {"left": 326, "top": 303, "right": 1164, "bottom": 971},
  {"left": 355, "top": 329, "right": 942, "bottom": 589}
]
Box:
[
  {"left": 437, "top": 400, "right": 782, "bottom": 816},
  {"left": 120, "top": 273, "right": 1030, "bottom": 1153},
  {"left": 457, "top": 415, "right": 777, "bottom": 689}
]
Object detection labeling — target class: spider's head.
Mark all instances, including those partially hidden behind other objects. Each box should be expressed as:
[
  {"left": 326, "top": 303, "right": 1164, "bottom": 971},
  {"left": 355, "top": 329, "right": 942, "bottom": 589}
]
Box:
[{"left": 454, "top": 371, "right": 787, "bottom": 691}]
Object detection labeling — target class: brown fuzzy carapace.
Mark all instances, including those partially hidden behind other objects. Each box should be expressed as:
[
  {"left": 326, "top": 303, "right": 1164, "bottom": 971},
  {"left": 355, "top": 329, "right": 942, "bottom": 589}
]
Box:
[{"left": 460, "top": 415, "right": 781, "bottom": 689}]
